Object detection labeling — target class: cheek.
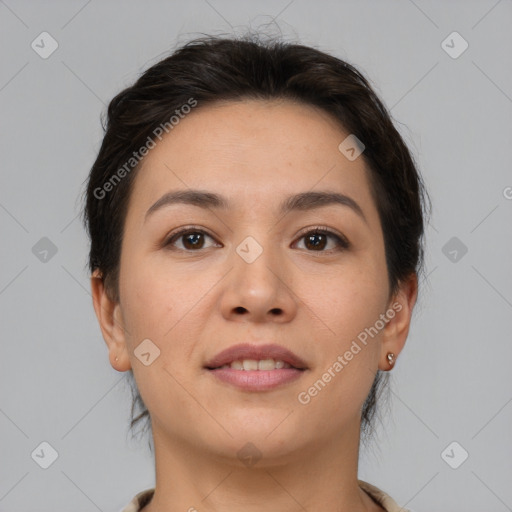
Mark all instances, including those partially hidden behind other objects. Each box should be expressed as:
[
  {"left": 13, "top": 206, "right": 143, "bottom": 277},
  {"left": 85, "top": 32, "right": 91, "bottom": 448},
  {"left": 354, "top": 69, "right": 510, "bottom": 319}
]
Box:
[
  {"left": 120, "top": 245, "right": 170, "bottom": 318},
  {"left": 304, "top": 259, "right": 388, "bottom": 343},
  {"left": 292, "top": 261, "right": 386, "bottom": 416},
  {"left": 118, "top": 255, "right": 211, "bottom": 414},
  {"left": 118, "top": 251, "right": 218, "bottom": 352},
  {"left": 119, "top": 267, "right": 173, "bottom": 342}
]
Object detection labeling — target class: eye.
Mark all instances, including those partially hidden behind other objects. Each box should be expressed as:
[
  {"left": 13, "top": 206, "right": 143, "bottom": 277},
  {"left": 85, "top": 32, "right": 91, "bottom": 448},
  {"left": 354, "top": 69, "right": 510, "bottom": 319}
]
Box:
[
  {"left": 163, "top": 226, "right": 350, "bottom": 253},
  {"left": 164, "top": 227, "right": 220, "bottom": 251},
  {"left": 293, "top": 227, "right": 350, "bottom": 252}
]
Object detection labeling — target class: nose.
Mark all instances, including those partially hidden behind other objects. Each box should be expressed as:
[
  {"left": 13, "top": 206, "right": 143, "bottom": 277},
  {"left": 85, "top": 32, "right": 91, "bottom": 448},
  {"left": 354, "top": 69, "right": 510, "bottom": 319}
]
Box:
[{"left": 219, "top": 237, "right": 298, "bottom": 324}]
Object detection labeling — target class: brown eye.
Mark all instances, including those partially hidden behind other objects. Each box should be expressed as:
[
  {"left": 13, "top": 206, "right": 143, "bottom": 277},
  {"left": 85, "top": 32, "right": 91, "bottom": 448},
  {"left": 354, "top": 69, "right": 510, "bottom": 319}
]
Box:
[
  {"left": 304, "top": 232, "right": 328, "bottom": 251},
  {"left": 165, "top": 228, "right": 219, "bottom": 251},
  {"left": 295, "top": 228, "right": 350, "bottom": 252}
]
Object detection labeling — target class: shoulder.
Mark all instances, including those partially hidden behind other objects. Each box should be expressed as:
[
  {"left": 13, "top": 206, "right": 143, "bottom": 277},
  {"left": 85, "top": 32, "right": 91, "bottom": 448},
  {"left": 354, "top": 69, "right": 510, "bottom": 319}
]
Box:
[
  {"left": 120, "top": 488, "right": 155, "bottom": 512},
  {"left": 123, "top": 483, "right": 407, "bottom": 512},
  {"left": 358, "top": 480, "right": 411, "bottom": 512}
]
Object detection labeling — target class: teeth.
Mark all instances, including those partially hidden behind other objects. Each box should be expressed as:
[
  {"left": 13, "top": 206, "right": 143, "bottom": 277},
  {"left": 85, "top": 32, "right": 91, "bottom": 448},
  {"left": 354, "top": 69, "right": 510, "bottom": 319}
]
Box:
[
  {"left": 243, "top": 359, "right": 259, "bottom": 370},
  {"left": 230, "top": 360, "right": 244, "bottom": 370},
  {"left": 258, "top": 359, "right": 275, "bottom": 370},
  {"left": 219, "top": 359, "right": 292, "bottom": 370}
]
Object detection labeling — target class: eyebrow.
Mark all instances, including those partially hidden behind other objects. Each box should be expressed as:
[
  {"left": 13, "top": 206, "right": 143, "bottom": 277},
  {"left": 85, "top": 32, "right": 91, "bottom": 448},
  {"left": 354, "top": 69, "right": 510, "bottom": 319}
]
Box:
[{"left": 144, "top": 189, "right": 367, "bottom": 223}]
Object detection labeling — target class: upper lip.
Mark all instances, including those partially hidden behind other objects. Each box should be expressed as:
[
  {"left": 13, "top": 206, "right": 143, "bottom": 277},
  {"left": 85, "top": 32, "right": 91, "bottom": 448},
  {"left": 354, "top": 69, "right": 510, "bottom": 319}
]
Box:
[{"left": 204, "top": 343, "right": 308, "bottom": 370}]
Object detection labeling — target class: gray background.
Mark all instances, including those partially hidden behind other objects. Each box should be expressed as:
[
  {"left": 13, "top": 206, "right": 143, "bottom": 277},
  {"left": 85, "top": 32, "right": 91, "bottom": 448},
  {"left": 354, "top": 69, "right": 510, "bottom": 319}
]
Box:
[{"left": 1, "top": 1, "right": 511, "bottom": 511}]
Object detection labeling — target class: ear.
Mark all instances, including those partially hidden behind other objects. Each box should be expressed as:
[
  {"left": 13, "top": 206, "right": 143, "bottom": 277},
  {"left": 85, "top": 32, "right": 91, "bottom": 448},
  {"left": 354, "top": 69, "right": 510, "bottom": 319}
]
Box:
[
  {"left": 90, "top": 269, "right": 131, "bottom": 372},
  {"left": 378, "top": 273, "right": 418, "bottom": 371}
]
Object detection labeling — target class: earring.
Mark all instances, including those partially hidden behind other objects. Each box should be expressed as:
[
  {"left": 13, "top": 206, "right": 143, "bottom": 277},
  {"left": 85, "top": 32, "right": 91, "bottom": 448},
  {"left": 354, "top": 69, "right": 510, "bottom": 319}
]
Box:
[
  {"left": 115, "top": 356, "right": 119, "bottom": 362},
  {"left": 386, "top": 352, "right": 395, "bottom": 367}
]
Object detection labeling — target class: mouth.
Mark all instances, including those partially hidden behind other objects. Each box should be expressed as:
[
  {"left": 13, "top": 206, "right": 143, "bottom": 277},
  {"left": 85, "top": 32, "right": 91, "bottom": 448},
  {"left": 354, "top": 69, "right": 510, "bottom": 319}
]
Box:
[
  {"left": 204, "top": 343, "right": 307, "bottom": 370},
  {"left": 204, "top": 343, "right": 307, "bottom": 391},
  {"left": 211, "top": 359, "right": 297, "bottom": 370}
]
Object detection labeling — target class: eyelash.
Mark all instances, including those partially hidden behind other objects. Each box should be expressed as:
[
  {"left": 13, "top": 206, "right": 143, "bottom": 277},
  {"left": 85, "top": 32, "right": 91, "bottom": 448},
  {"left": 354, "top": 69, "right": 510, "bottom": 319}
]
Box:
[{"left": 163, "top": 225, "right": 350, "bottom": 253}]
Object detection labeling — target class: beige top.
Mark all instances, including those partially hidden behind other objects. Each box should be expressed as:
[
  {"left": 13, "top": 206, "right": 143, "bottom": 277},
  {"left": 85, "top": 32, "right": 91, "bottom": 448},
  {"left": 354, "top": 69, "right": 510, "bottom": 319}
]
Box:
[{"left": 121, "top": 480, "right": 410, "bottom": 511}]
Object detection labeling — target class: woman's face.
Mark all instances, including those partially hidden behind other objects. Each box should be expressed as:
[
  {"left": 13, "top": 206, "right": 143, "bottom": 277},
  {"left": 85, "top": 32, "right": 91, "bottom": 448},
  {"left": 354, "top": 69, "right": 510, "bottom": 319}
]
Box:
[{"left": 96, "top": 99, "right": 414, "bottom": 462}]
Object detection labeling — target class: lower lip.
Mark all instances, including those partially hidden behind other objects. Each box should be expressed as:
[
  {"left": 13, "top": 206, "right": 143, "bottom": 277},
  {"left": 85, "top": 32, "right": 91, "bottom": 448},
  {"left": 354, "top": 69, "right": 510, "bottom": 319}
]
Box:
[{"left": 207, "top": 368, "right": 304, "bottom": 391}]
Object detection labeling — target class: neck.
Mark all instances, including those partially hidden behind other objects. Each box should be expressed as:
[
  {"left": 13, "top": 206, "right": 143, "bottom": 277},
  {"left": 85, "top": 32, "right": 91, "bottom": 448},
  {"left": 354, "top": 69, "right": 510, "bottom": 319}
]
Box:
[{"left": 142, "top": 417, "right": 381, "bottom": 512}]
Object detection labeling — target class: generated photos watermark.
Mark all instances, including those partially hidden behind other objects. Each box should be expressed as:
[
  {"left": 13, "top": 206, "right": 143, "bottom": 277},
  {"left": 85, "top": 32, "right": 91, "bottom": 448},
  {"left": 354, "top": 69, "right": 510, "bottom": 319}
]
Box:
[
  {"left": 93, "top": 97, "right": 198, "bottom": 200},
  {"left": 297, "top": 301, "right": 402, "bottom": 405}
]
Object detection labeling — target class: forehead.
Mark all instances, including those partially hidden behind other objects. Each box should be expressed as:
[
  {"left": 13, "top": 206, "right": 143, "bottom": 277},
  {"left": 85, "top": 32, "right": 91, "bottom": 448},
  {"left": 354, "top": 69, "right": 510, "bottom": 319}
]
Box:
[{"left": 128, "top": 99, "right": 378, "bottom": 221}]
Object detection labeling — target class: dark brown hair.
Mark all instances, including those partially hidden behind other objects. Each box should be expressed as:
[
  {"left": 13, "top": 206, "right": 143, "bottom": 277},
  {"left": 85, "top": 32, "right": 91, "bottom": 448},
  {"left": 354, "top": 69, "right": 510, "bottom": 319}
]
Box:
[{"left": 82, "top": 34, "right": 430, "bottom": 448}]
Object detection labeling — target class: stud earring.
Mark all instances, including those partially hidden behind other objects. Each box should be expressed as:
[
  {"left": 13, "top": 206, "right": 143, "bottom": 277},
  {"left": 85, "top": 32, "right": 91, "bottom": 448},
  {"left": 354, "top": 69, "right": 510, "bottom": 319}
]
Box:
[
  {"left": 386, "top": 352, "right": 395, "bottom": 367},
  {"left": 115, "top": 356, "right": 119, "bottom": 362}
]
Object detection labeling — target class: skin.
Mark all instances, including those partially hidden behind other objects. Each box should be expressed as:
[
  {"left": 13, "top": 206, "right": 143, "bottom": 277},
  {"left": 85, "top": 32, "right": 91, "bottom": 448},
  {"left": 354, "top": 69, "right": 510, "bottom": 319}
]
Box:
[{"left": 91, "top": 99, "right": 417, "bottom": 512}]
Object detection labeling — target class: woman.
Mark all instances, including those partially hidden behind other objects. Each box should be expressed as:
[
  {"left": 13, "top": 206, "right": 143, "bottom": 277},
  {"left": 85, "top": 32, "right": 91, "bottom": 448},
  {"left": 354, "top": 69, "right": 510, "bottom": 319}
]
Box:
[{"left": 83, "top": 35, "right": 428, "bottom": 512}]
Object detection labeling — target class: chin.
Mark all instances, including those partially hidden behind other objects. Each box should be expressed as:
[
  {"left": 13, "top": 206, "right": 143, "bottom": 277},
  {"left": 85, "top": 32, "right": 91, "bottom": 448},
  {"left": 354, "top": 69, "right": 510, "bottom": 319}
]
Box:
[{"left": 209, "top": 416, "right": 307, "bottom": 460}]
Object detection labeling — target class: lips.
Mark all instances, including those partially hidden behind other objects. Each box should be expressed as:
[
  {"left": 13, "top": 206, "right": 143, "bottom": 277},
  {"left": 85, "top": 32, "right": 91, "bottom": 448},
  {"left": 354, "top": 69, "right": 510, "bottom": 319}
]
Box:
[{"left": 204, "top": 343, "right": 307, "bottom": 370}]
